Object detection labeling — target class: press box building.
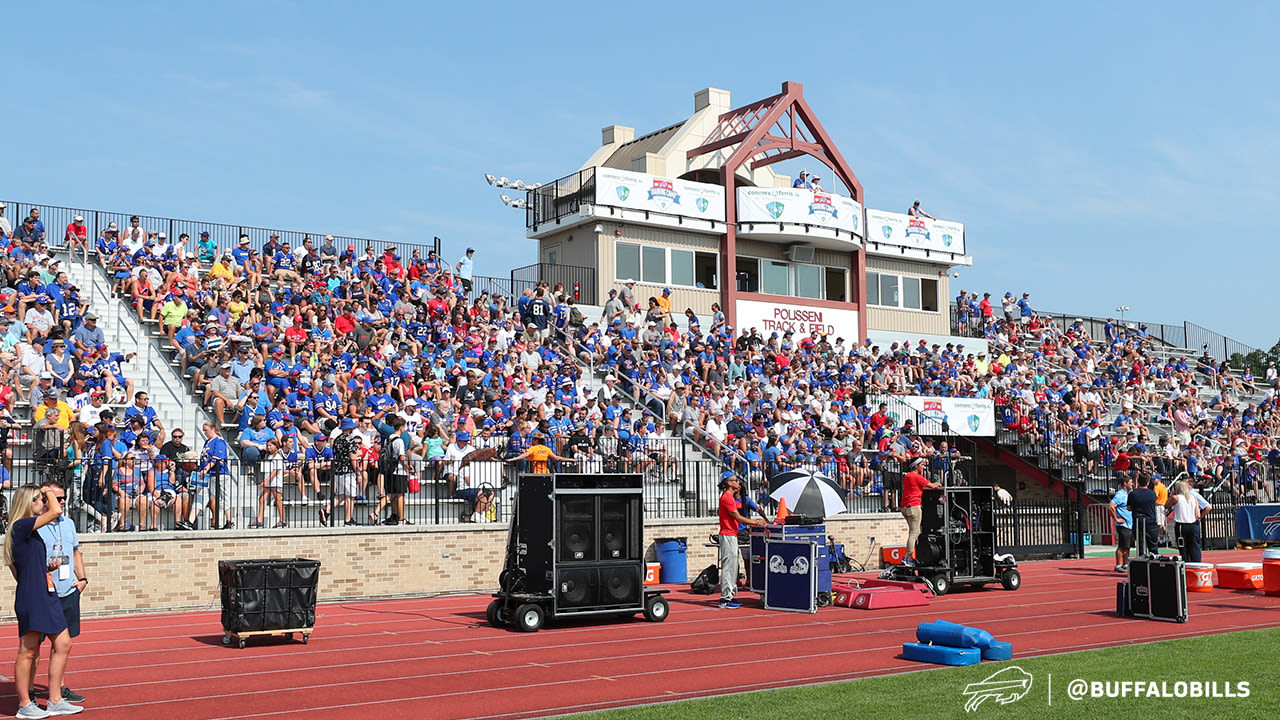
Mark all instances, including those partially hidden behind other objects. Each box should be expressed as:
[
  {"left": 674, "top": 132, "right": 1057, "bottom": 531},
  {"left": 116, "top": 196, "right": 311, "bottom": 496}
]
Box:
[{"left": 525, "top": 82, "right": 972, "bottom": 342}]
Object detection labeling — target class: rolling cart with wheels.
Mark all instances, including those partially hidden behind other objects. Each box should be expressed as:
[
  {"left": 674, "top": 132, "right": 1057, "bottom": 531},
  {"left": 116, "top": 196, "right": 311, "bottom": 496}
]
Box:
[
  {"left": 486, "top": 589, "right": 670, "bottom": 633},
  {"left": 218, "top": 558, "right": 320, "bottom": 648},
  {"left": 884, "top": 487, "right": 1022, "bottom": 596},
  {"left": 221, "top": 627, "right": 313, "bottom": 649},
  {"left": 487, "top": 473, "right": 671, "bottom": 632}
]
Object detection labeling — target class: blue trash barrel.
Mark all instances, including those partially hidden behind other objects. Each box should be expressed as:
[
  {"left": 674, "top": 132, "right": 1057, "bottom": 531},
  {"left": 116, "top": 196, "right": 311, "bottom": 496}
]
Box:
[{"left": 655, "top": 537, "right": 688, "bottom": 584}]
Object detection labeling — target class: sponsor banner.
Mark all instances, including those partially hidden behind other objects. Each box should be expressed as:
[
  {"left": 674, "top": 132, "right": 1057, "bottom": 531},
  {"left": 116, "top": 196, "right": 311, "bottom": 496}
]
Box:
[
  {"left": 736, "top": 298, "right": 858, "bottom": 339},
  {"left": 737, "top": 187, "right": 864, "bottom": 237},
  {"left": 1234, "top": 504, "right": 1280, "bottom": 542},
  {"left": 868, "top": 394, "right": 995, "bottom": 437},
  {"left": 594, "top": 167, "right": 726, "bottom": 222},
  {"left": 865, "top": 209, "right": 965, "bottom": 255}
]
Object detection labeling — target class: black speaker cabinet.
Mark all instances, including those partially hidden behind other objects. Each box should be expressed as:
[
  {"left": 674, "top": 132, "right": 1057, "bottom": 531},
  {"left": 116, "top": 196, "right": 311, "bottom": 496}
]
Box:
[
  {"left": 505, "top": 473, "right": 644, "bottom": 614},
  {"left": 513, "top": 475, "right": 555, "bottom": 596},
  {"left": 555, "top": 563, "right": 642, "bottom": 609}
]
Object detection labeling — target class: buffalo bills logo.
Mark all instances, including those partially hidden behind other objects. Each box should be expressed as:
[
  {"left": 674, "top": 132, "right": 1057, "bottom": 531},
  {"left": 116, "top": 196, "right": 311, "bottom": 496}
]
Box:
[
  {"left": 767, "top": 201, "right": 785, "bottom": 219},
  {"left": 647, "top": 179, "right": 680, "bottom": 209},
  {"left": 1263, "top": 513, "right": 1280, "bottom": 536},
  {"left": 962, "top": 667, "right": 1033, "bottom": 713},
  {"left": 616, "top": 186, "right": 630, "bottom": 201}
]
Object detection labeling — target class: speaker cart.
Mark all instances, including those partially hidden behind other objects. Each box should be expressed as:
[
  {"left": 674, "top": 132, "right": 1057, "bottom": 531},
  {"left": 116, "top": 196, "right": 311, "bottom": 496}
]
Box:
[
  {"left": 883, "top": 487, "right": 1021, "bottom": 596},
  {"left": 487, "top": 473, "right": 670, "bottom": 632},
  {"left": 218, "top": 558, "right": 320, "bottom": 649}
]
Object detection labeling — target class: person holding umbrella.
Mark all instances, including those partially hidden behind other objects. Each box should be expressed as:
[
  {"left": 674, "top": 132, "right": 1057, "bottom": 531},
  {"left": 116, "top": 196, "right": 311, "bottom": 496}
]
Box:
[
  {"left": 901, "top": 457, "right": 942, "bottom": 567},
  {"left": 717, "top": 472, "right": 765, "bottom": 609}
]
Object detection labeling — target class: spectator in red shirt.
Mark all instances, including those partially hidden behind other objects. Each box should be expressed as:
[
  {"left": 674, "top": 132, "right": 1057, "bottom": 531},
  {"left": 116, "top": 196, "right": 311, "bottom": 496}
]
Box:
[
  {"left": 868, "top": 403, "right": 890, "bottom": 432},
  {"left": 979, "top": 293, "right": 994, "bottom": 325},
  {"left": 334, "top": 305, "right": 357, "bottom": 336},
  {"left": 64, "top": 215, "right": 88, "bottom": 250},
  {"left": 717, "top": 472, "right": 764, "bottom": 609},
  {"left": 901, "top": 457, "right": 942, "bottom": 566}
]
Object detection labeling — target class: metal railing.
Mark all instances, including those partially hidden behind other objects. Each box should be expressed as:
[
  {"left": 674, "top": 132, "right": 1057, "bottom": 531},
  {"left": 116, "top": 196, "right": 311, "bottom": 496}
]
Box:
[
  {"left": 511, "top": 263, "right": 598, "bottom": 305},
  {"left": 0, "top": 199, "right": 441, "bottom": 266},
  {"left": 949, "top": 306, "right": 1257, "bottom": 362},
  {"left": 527, "top": 168, "right": 596, "bottom": 231}
]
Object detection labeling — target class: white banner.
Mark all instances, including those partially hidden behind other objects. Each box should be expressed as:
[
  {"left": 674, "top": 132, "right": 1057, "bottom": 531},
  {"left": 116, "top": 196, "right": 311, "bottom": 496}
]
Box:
[
  {"left": 594, "top": 167, "right": 726, "bottom": 222},
  {"left": 869, "top": 395, "right": 994, "bottom": 437},
  {"left": 736, "top": 298, "right": 858, "bottom": 338},
  {"left": 865, "top": 209, "right": 965, "bottom": 255},
  {"left": 736, "top": 187, "right": 864, "bottom": 237}
]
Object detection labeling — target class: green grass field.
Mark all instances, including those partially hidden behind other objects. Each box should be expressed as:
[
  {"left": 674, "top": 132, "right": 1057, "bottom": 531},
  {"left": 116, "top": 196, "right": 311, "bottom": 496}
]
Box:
[{"left": 564, "top": 627, "right": 1280, "bottom": 720}]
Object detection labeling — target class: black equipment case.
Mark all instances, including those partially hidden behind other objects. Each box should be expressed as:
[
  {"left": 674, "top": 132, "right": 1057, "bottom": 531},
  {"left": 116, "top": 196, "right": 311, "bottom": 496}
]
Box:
[{"left": 1127, "top": 556, "right": 1187, "bottom": 623}]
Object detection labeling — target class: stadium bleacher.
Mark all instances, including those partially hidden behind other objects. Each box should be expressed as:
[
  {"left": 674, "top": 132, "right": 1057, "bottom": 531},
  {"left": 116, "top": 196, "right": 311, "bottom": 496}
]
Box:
[{"left": 1, "top": 200, "right": 1274, "bottom": 536}]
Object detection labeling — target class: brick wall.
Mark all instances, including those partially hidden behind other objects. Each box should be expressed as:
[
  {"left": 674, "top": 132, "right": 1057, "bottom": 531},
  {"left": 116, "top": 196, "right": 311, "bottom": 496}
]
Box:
[{"left": 0, "top": 515, "right": 908, "bottom": 619}]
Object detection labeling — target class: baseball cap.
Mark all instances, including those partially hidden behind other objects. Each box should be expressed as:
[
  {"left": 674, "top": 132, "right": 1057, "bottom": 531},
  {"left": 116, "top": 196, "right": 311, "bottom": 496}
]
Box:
[{"left": 313, "top": 433, "right": 327, "bottom": 442}]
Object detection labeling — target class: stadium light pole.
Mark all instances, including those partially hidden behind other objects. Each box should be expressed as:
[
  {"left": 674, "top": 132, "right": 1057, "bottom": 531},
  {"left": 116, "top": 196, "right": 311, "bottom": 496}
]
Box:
[
  {"left": 1116, "top": 305, "right": 1130, "bottom": 324},
  {"left": 486, "top": 173, "right": 539, "bottom": 211}
]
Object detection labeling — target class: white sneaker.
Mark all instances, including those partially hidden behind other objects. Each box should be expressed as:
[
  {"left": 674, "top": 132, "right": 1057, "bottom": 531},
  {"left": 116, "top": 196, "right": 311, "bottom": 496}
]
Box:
[
  {"left": 16, "top": 701, "right": 50, "bottom": 719},
  {"left": 43, "top": 699, "right": 83, "bottom": 716}
]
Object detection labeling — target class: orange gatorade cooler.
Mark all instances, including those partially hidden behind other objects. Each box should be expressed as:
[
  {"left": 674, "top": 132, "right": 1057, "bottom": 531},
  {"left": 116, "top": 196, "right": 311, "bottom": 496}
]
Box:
[
  {"left": 1263, "top": 549, "right": 1280, "bottom": 597},
  {"left": 881, "top": 546, "right": 908, "bottom": 565},
  {"left": 644, "top": 562, "right": 661, "bottom": 586},
  {"left": 1184, "top": 562, "right": 1214, "bottom": 592},
  {"left": 1215, "top": 562, "right": 1264, "bottom": 590}
]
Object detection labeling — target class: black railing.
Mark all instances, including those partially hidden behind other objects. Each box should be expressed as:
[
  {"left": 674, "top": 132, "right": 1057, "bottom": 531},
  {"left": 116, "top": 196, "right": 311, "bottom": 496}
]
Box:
[
  {"left": 527, "top": 168, "right": 596, "bottom": 230},
  {"left": 511, "top": 263, "right": 598, "bottom": 305},
  {"left": 1201, "top": 502, "right": 1240, "bottom": 551},
  {"left": 0, "top": 199, "right": 441, "bottom": 265},
  {"left": 472, "top": 264, "right": 598, "bottom": 306},
  {"left": 996, "top": 483, "right": 1085, "bottom": 558},
  {"left": 949, "top": 305, "right": 1257, "bottom": 362}
]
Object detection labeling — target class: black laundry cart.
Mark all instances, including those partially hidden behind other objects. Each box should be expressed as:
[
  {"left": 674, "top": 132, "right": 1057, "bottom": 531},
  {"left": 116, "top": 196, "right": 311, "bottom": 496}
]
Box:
[{"left": 219, "top": 558, "right": 321, "bottom": 648}]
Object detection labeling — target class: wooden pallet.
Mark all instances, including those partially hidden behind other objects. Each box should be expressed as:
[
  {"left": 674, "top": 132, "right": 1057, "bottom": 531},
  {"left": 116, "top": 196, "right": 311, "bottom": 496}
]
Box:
[{"left": 221, "top": 627, "right": 312, "bottom": 649}]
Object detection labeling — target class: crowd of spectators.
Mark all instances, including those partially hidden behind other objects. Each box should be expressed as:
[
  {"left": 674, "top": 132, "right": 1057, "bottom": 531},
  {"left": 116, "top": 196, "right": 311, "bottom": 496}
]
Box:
[{"left": 3, "top": 201, "right": 1275, "bottom": 534}]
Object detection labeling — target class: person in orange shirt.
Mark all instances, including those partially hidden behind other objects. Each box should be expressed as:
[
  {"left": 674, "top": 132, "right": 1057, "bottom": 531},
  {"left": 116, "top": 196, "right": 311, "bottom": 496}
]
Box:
[{"left": 506, "top": 432, "right": 570, "bottom": 474}]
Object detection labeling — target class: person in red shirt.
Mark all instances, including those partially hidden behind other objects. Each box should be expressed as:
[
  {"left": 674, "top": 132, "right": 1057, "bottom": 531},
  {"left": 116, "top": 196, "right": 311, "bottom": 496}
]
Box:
[
  {"left": 717, "top": 472, "right": 764, "bottom": 609},
  {"left": 868, "top": 403, "right": 890, "bottom": 433},
  {"left": 334, "top": 305, "right": 357, "bottom": 336},
  {"left": 900, "top": 457, "right": 942, "bottom": 566},
  {"left": 64, "top": 215, "right": 88, "bottom": 250}
]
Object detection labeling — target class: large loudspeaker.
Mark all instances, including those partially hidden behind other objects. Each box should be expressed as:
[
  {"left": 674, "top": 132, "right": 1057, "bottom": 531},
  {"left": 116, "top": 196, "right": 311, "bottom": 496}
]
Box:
[
  {"left": 555, "top": 564, "right": 642, "bottom": 609},
  {"left": 559, "top": 496, "right": 596, "bottom": 562},
  {"left": 512, "top": 475, "right": 555, "bottom": 596},
  {"left": 507, "top": 474, "right": 644, "bottom": 613}
]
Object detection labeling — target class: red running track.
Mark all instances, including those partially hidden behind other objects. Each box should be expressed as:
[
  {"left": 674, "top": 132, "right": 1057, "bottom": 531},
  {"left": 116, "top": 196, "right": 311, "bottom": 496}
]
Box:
[{"left": 1, "top": 550, "right": 1276, "bottom": 720}]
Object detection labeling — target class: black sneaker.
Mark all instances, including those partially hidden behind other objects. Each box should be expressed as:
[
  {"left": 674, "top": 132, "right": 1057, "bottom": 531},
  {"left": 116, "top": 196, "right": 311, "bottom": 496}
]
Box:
[
  {"left": 33, "top": 686, "right": 86, "bottom": 703},
  {"left": 60, "top": 687, "right": 86, "bottom": 703},
  {"left": 344, "top": 520, "right": 360, "bottom": 526},
  {"left": 221, "top": 520, "right": 235, "bottom": 530},
  {"left": 317, "top": 508, "right": 330, "bottom": 527}
]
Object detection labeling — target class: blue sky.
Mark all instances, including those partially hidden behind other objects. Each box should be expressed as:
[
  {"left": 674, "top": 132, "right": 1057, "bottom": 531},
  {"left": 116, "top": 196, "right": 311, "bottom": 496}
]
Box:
[{"left": 7, "top": 2, "right": 1278, "bottom": 348}]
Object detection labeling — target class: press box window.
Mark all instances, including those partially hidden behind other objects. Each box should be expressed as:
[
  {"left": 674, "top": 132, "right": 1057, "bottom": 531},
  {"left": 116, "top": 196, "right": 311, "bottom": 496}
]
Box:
[
  {"left": 641, "top": 246, "right": 665, "bottom": 284},
  {"left": 615, "top": 243, "right": 639, "bottom": 281}
]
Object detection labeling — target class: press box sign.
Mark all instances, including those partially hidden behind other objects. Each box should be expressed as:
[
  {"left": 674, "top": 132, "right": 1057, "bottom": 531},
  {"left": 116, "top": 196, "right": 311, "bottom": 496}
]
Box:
[{"left": 736, "top": 299, "right": 857, "bottom": 338}]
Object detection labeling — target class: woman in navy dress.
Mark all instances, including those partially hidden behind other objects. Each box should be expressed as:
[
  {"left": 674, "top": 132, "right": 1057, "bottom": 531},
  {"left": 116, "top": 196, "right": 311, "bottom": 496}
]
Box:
[{"left": 5, "top": 485, "right": 82, "bottom": 716}]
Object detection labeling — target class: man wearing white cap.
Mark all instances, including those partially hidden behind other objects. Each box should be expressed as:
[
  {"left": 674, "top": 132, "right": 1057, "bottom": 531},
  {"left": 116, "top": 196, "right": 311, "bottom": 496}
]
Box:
[
  {"left": 64, "top": 215, "right": 88, "bottom": 250},
  {"left": 0, "top": 202, "right": 11, "bottom": 242}
]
